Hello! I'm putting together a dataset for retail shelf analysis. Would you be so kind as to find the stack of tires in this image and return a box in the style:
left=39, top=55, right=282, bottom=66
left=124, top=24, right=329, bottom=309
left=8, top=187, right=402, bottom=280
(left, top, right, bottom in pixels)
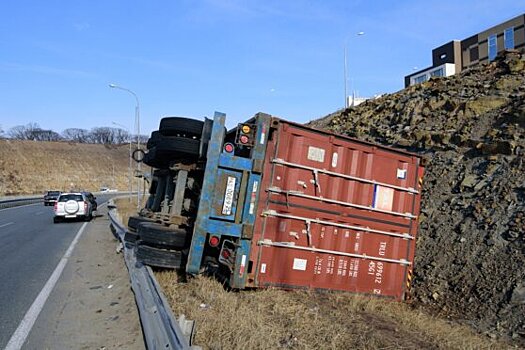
left=142, top=117, right=203, bottom=168
left=126, top=117, right=206, bottom=269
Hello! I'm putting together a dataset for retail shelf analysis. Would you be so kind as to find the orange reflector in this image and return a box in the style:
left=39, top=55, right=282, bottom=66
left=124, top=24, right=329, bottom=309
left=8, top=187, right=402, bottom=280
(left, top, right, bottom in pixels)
left=241, top=125, right=251, bottom=134
left=209, top=236, right=220, bottom=247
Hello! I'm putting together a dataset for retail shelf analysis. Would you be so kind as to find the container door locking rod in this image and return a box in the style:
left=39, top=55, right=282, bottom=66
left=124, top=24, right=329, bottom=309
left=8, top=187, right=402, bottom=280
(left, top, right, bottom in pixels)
left=267, top=186, right=416, bottom=219
left=272, top=158, right=418, bottom=195
left=258, top=239, right=411, bottom=266
left=263, top=210, right=414, bottom=240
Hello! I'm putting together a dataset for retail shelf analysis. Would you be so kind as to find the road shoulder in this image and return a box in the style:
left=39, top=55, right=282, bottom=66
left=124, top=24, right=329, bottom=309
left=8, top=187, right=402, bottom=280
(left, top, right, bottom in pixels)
left=24, top=205, right=144, bottom=349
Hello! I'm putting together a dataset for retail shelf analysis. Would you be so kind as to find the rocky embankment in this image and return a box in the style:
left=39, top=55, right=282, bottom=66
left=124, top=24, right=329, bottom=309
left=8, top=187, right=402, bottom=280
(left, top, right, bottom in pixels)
left=310, top=50, right=525, bottom=343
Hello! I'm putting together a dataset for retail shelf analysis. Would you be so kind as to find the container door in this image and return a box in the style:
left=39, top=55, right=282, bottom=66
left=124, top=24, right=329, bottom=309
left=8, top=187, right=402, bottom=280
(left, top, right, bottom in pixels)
left=247, top=121, right=424, bottom=300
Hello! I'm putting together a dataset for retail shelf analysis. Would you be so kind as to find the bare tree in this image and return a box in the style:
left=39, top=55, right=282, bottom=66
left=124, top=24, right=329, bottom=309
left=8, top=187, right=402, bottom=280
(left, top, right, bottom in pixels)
left=113, top=128, right=131, bottom=144
left=6, top=123, right=144, bottom=144
left=62, top=128, right=90, bottom=143
left=30, top=129, right=62, bottom=141
left=90, top=127, right=115, bottom=144
left=8, top=123, right=41, bottom=140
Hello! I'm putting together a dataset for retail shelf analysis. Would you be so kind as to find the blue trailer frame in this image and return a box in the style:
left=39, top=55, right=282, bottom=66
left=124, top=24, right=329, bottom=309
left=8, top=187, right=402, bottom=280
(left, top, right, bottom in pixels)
left=186, top=112, right=272, bottom=288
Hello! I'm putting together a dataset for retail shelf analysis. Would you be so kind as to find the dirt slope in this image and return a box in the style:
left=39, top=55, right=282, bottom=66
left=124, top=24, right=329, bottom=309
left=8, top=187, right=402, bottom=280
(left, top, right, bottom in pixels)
left=0, top=140, right=133, bottom=195
left=309, top=50, right=525, bottom=343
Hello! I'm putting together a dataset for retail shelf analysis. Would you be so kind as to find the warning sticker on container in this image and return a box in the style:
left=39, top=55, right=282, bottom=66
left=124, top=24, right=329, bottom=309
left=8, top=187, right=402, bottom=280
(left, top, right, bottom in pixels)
left=261, top=263, right=267, bottom=274
left=397, top=168, right=407, bottom=179
left=239, top=254, right=246, bottom=277
left=248, top=180, right=258, bottom=214
left=292, top=258, right=307, bottom=271
left=372, top=185, right=394, bottom=211
left=307, top=146, right=325, bottom=163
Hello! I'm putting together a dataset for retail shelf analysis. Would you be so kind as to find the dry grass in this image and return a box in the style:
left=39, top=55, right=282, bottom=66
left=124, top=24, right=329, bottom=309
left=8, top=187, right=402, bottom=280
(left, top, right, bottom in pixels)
left=0, top=139, right=134, bottom=195
left=113, top=191, right=511, bottom=350
left=155, top=273, right=511, bottom=350
left=113, top=197, right=141, bottom=227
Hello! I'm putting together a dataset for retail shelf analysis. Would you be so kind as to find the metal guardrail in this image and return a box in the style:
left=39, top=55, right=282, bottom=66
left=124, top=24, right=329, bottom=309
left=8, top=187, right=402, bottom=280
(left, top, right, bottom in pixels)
left=0, top=192, right=132, bottom=210
left=108, top=203, right=196, bottom=350
left=0, top=196, right=42, bottom=209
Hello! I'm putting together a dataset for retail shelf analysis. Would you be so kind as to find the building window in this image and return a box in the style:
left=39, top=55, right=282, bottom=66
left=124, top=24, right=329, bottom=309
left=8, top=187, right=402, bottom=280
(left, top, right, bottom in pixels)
left=430, top=68, right=444, bottom=77
left=414, top=75, right=427, bottom=84
left=504, top=27, right=514, bottom=49
left=488, top=34, right=497, bottom=61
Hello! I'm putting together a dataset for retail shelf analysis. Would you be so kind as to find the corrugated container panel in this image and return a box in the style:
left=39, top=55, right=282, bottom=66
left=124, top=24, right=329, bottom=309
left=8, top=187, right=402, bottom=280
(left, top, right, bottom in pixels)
left=247, top=120, right=424, bottom=300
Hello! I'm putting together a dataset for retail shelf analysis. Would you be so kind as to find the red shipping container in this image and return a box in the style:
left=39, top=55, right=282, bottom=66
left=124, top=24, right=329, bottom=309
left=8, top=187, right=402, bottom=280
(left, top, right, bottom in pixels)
left=246, top=120, right=424, bottom=300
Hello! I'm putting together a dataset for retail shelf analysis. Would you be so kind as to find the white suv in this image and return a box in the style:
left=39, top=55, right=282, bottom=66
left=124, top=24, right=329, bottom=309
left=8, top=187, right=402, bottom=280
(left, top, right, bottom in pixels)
left=54, top=192, right=94, bottom=223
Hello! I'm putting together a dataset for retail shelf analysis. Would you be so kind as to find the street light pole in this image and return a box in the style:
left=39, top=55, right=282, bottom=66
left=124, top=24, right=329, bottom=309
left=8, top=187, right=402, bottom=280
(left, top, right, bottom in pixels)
left=112, top=121, right=133, bottom=202
left=344, top=31, right=365, bottom=108
left=109, top=83, right=142, bottom=210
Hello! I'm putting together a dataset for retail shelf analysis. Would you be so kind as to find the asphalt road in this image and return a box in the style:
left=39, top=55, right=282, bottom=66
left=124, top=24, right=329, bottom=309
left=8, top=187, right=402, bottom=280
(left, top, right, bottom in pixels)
left=0, top=195, right=112, bottom=349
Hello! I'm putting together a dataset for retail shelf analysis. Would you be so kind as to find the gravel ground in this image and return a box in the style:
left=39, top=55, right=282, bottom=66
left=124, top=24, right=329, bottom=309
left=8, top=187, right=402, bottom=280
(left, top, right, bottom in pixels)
left=308, top=50, right=525, bottom=345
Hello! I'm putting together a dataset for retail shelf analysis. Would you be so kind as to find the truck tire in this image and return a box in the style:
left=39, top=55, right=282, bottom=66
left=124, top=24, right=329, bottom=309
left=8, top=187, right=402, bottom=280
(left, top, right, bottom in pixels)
left=137, top=223, right=188, bottom=249
left=127, top=215, right=154, bottom=232
left=147, top=131, right=161, bottom=149
left=144, top=138, right=200, bottom=166
left=155, top=136, right=200, bottom=158
left=159, top=117, right=204, bottom=138
left=143, top=147, right=169, bottom=169
left=136, top=243, right=187, bottom=269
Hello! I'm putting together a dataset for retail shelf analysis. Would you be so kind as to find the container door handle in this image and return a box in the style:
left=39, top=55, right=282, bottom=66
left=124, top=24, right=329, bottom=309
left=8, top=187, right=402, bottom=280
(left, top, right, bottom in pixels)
left=312, top=169, right=321, bottom=195
left=305, top=220, right=312, bottom=246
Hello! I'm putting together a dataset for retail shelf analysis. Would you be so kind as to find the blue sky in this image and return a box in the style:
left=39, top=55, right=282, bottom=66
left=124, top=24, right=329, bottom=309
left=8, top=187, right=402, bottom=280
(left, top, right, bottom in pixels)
left=0, top=1, right=523, bottom=136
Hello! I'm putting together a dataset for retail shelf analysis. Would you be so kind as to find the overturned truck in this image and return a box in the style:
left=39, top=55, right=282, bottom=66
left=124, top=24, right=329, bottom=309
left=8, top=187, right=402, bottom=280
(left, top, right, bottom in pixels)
left=127, top=112, right=425, bottom=301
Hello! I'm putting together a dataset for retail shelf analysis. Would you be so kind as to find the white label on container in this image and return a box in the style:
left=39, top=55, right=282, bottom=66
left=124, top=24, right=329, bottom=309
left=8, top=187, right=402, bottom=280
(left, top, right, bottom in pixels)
left=397, top=168, right=407, bottom=179
left=373, top=185, right=394, bottom=211
left=292, top=258, right=308, bottom=271
left=331, top=152, right=338, bottom=168
left=222, top=176, right=236, bottom=215
left=261, top=263, right=267, bottom=273
left=307, top=146, right=325, bottom=162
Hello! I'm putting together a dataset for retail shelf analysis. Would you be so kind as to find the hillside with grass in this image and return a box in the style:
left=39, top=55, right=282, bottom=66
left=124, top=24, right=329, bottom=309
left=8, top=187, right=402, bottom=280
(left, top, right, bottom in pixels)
left=0, top=139, right=135, bottom=196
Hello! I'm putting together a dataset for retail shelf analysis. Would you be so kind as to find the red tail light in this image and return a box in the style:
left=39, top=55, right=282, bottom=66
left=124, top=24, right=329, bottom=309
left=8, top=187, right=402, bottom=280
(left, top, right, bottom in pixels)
left=223, top=143, right=234, bottom=153
left=54, top=202, right=57, bottom=211
left=221, top=249, right=231, bottom=259
left=239, top=135, right=249, bottom=144
left=84, top=201, right=88, bottom=212
left=209, top=235, right=220, bottom=247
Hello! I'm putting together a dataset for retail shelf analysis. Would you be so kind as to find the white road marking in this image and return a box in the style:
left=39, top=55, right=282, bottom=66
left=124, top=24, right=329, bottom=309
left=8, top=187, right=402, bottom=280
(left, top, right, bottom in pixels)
left=0, top=222, right=14, bottom=228
left=4, top=222, right=89, bottom=350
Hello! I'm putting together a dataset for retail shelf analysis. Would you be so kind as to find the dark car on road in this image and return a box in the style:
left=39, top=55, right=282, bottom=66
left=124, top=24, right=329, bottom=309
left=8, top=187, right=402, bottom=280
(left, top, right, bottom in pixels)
left=82, top=191, right=98, bottom=211
left=44, top=190, right=61, bottom=206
